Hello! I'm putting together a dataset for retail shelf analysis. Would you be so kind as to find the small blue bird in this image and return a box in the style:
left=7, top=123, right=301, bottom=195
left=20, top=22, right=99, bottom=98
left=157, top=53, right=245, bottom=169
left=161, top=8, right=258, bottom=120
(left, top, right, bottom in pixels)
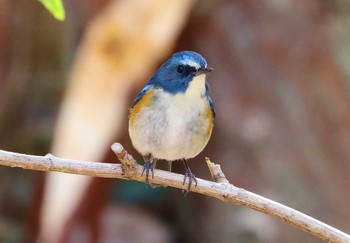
left=128, top=51, right=215, bottom=193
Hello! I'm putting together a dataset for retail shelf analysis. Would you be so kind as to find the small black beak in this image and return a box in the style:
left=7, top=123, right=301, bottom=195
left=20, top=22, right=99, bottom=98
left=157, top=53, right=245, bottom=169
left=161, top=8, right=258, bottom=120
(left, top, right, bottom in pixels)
left=196, top=67, right=214, bottom=75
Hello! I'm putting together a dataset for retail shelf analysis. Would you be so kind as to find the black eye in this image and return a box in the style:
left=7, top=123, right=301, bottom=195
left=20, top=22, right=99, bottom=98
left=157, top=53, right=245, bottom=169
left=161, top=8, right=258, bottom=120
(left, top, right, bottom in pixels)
left=177, top=65, right=186, bottom=74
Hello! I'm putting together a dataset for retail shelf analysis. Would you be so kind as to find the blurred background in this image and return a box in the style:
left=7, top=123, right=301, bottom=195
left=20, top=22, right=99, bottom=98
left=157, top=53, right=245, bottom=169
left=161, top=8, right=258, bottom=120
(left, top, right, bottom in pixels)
left=1, top=0, right=350, bottom=242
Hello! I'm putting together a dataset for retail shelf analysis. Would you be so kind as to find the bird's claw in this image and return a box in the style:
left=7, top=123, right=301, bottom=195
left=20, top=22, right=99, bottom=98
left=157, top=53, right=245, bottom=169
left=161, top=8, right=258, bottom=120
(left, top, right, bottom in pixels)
left=142, top=161, right=154, bottom=184
left=183, top=169, right=197, bottom=195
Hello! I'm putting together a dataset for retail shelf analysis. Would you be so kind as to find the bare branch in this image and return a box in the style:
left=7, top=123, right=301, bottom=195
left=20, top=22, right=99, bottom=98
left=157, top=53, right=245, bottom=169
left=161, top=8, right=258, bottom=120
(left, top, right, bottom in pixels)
left=205, top=157, right=229, bottom=183
left=0, top=144, right=349, bottom=242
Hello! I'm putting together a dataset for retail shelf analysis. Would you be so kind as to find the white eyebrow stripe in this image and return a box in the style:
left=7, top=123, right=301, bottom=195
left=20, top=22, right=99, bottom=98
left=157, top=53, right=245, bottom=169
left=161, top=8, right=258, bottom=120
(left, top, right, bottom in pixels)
left=181, top=60, right=201, bottom=69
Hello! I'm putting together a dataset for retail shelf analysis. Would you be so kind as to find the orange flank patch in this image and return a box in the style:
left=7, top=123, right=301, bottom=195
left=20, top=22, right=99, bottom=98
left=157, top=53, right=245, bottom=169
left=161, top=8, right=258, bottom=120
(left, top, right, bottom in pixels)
left=129, top=87, right=154, bottom=126
left=206, top=105, right=214, bottom=138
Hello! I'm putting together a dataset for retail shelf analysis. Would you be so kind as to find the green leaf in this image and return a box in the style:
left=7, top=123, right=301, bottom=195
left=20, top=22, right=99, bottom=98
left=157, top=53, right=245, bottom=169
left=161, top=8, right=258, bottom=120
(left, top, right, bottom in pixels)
left=38, top=0, right=66, bottom=21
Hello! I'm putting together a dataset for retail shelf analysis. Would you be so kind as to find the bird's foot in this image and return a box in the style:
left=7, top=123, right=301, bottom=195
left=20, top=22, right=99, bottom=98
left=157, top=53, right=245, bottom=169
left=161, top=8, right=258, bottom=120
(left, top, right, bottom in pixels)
left=183, top=168, right=197, bottom=195
left=142, top=161, right=154, bottom=184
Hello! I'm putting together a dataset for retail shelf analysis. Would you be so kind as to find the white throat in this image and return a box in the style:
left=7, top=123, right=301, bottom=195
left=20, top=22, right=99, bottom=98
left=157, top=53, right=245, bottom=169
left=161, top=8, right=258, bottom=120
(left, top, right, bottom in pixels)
left=184, top=74, right=207, bottom=97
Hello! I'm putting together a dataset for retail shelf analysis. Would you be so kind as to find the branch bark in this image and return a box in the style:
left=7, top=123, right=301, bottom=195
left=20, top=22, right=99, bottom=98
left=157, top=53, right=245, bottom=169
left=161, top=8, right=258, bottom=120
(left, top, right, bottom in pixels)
left=0, top=144, right=349, bottom=242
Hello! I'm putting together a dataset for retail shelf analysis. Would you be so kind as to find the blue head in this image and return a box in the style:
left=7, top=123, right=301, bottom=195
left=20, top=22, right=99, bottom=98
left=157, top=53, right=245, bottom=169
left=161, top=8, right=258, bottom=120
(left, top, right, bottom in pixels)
left=149, top=51, right=213, bottom=94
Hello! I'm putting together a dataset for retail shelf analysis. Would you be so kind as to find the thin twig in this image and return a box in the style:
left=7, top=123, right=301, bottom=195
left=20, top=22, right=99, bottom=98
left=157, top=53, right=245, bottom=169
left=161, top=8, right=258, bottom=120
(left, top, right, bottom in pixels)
left=0, top=144, right=349, bottom=242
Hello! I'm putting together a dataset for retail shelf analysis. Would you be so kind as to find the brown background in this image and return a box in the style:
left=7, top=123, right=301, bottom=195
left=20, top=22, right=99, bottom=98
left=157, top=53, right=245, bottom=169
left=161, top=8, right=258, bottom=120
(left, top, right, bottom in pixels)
left=0, top=0, right=350, bottom=242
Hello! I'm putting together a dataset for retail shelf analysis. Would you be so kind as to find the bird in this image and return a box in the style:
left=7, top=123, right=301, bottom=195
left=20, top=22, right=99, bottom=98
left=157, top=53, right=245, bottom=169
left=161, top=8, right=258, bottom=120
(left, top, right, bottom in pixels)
left=128, top=50, right=215, bottom=193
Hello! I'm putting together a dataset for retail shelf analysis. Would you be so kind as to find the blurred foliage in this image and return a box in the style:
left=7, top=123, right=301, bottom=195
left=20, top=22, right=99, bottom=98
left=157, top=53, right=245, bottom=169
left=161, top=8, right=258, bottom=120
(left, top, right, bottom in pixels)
left=38, top=0, right=65, bottom=21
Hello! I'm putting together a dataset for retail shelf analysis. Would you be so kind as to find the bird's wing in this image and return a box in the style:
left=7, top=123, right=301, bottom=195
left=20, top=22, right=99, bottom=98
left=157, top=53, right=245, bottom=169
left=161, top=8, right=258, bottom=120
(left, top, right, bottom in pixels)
left=205, top=81, right=215, bottom=119
left=208, top=96, right=216, bottom=119
left=131, top=83, right=153, bottom=108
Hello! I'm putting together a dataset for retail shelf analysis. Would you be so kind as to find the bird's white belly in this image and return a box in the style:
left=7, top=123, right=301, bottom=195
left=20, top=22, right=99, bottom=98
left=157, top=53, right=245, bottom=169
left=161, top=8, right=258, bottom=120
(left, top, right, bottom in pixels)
left=158, top=100, right=210, bottom=160
left=129, top=88, right=212, bottom=161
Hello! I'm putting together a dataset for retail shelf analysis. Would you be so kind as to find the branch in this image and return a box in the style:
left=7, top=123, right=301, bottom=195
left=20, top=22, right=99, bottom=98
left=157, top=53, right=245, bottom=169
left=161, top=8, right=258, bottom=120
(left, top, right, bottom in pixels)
left=0, top=144, right=349, bottom=242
